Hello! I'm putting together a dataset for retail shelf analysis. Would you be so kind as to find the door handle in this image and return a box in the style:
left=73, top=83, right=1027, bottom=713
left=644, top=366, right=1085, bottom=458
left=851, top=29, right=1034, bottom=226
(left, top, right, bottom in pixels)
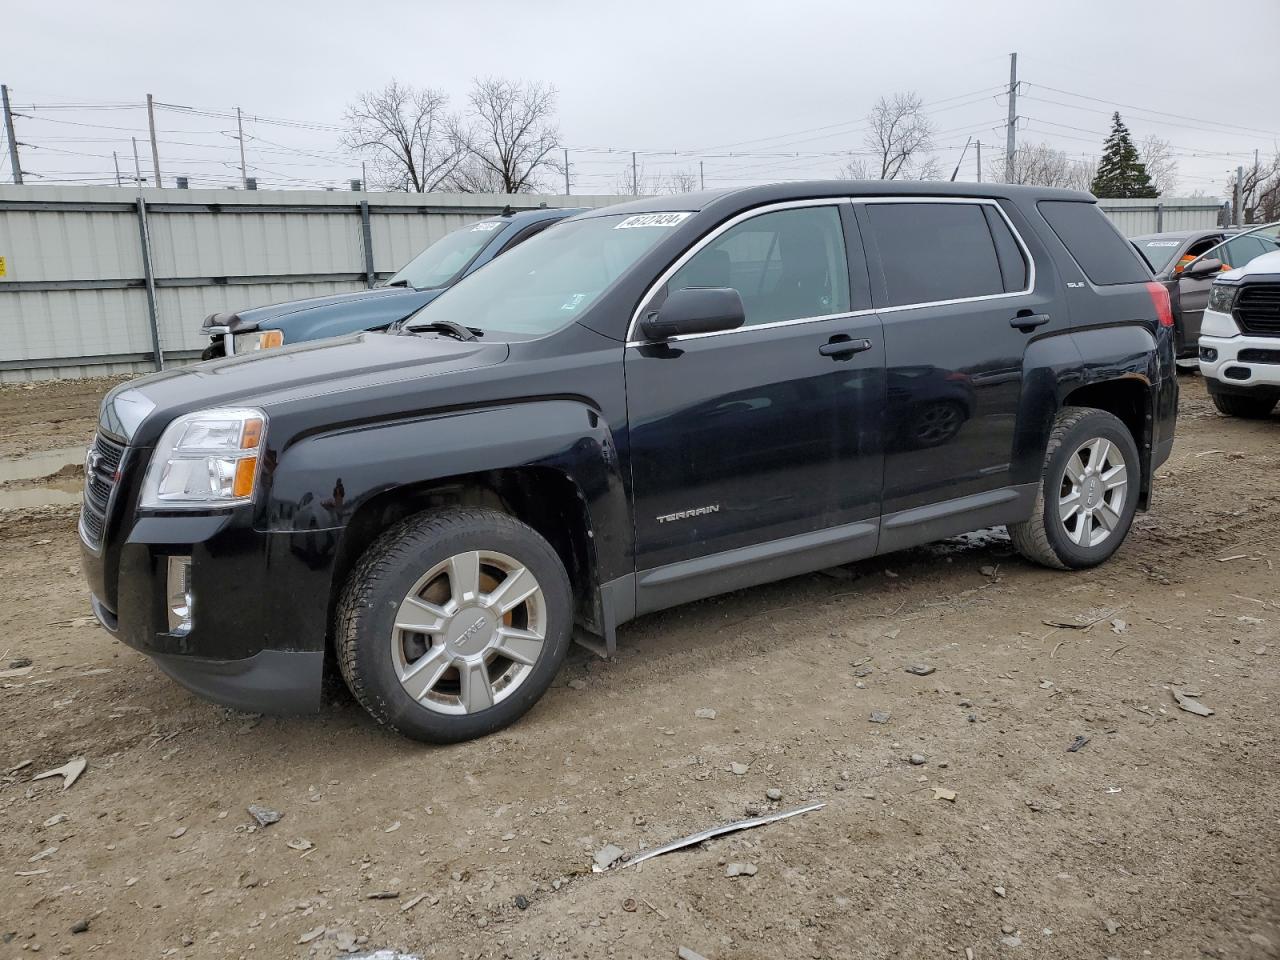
left=819, top=336, right=874, bottom=358
left=1010, top=312, right=1050, bottom=332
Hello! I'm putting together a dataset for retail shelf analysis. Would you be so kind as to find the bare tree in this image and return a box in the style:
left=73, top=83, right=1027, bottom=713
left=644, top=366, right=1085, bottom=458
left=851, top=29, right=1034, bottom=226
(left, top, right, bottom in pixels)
left=863, top=92, right=937, bottom=180
left=837, top=156, right=874, bottom=180
left=1232, top=151, right=1280, bottom=222
left=449, top=78, right=561, bottom=194
left=614, top=160, right=662, bottom=196
left=341, top=80, right=462, bottom=192
left=989, top=142, right=1080, bottom=188
left=1139, top=135, right=1179, bottom=196
left=663, top=167, right=701, bottom=193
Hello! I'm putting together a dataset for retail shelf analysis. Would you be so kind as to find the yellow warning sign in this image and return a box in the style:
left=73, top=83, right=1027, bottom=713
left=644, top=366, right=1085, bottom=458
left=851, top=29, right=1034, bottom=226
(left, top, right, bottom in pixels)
left=0, top=256, right=6, bottom=278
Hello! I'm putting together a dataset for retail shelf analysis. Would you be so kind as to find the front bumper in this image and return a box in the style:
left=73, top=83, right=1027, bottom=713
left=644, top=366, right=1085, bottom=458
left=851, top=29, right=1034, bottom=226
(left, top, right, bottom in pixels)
left=1199, top=333, right=1280, bottom=391
left=83, top=507, right=333, bottom=715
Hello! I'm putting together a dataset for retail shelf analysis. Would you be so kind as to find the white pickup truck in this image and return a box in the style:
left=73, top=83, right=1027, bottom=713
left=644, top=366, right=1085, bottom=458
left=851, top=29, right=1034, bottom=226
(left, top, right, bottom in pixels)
left=1198, top=224, right=1280, bottom=419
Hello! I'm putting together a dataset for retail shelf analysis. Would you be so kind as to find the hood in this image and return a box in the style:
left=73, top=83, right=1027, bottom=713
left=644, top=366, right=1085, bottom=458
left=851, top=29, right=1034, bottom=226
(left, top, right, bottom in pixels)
left=202, top=286, right=439, bottom=334
left=101, top=331, right=508, bottom=446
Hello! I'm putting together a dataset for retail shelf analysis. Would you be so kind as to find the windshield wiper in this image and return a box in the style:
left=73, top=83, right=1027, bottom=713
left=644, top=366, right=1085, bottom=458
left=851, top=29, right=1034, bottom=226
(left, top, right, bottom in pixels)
left=404, top=320, right=482, bottom=342
left=383, top=279, right=414, bottom=289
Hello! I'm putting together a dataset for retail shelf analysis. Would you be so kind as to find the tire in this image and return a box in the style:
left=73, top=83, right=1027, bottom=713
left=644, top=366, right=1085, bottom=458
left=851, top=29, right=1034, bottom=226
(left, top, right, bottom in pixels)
left=1211, top=391, right=1278, bottom=419
left=200, top=341, right=225, bottom=361
left=1009, top=407, right=1141, bottom=570
left=337, top=507, right=573, bottom=743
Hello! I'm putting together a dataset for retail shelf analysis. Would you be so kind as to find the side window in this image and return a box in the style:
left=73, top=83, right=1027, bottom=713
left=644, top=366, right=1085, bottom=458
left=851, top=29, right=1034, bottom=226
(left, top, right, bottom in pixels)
left=867, top=202, right=1007, bottom=306
left=1037, top=200, right=1150, bottom=285
left=667, top=206, right=851, bottom=326
left=1176, top=236, right=1221, bottom=273
left=982, top=205, right=1029, bottom=292
left=1217, top=235, right=1266, bottom=270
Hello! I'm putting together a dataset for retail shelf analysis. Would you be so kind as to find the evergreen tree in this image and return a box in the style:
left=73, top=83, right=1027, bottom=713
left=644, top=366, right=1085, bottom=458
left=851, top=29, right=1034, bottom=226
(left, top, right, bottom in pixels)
left=1090, top=113, right=1158, bottom=198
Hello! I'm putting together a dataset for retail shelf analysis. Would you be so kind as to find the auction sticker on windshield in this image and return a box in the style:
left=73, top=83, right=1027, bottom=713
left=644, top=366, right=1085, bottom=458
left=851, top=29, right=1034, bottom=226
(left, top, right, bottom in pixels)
left=470, top=221, right=503, bottom=232
left=615, top=213, right=692, bottom=229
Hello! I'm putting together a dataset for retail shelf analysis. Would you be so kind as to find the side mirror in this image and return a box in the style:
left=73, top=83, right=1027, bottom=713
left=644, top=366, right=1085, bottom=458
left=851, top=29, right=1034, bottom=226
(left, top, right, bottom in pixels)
left=640, top=287, right=746, bottom=340
left=1183, top=257, right=1223, bottom=279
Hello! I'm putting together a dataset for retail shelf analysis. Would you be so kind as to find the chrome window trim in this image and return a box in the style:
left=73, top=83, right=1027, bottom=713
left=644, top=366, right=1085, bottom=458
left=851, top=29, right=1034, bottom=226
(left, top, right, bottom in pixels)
left=625, top=195, right=1036, bottom=346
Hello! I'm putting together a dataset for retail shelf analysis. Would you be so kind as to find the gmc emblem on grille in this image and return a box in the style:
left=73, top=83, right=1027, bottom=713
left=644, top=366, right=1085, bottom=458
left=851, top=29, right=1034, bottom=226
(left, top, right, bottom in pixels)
left=85, top=447, right=101, bottom=475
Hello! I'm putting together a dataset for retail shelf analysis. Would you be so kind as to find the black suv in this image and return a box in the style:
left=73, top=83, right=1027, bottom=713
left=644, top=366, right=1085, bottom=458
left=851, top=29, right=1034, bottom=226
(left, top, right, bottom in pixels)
left=81, top=182, right=1178, bottom=743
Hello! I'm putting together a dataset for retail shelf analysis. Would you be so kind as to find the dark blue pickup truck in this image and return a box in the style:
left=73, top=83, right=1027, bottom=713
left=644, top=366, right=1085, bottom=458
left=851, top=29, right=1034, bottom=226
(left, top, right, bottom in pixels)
left=201, top=206, right=584, bottom=357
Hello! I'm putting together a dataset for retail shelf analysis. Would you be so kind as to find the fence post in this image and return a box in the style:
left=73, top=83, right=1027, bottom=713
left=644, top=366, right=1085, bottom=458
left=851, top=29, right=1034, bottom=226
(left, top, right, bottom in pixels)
left=134, top=197, right=164, bottom=371
left=359, top=200, right=376, bottom=288
left=1155, top=202, right=1163, bottom=233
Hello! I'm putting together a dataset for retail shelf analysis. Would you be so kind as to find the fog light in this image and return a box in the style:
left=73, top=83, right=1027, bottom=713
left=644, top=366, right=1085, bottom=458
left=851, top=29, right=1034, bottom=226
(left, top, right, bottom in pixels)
left=167, top=555, right=193, bottom=635
left=1200, top=346, right=1218, bottom=362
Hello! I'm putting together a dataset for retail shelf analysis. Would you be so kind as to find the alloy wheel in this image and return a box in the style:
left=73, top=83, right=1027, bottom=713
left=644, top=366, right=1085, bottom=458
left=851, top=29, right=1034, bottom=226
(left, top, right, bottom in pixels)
left=1058, top=437, right=1128, bottom=549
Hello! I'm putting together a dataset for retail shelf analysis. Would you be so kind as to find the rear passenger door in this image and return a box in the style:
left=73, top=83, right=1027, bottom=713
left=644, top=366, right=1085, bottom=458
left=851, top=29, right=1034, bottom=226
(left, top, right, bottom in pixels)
left=857, top=198, right=1064, bottom=544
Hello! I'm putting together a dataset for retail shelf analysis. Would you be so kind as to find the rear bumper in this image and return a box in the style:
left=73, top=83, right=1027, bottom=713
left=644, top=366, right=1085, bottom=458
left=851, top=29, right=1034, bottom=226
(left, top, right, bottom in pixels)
left=1199, top=333, right=1280, bottom=391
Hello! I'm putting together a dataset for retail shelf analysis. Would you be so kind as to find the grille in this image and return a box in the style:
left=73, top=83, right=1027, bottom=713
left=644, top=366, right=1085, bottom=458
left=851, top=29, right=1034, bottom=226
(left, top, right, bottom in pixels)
left=1235, top=283, right=1280, bottom=336
left=79, top=432, right=126, bottom=549
left=1238, top=348, right=1280, bottom=364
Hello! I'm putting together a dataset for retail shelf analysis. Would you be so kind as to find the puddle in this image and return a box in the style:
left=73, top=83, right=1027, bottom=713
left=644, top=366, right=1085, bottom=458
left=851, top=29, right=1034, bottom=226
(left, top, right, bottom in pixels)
left=0, top=479, right=83, bottom=509
left=0, top=446, right=85, bottom=483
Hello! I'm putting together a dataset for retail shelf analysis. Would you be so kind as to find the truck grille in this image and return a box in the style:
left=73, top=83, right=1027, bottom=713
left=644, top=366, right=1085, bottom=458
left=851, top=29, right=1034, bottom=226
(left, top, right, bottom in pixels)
left=79, top=433, right=126, bottom=549
left=1235, top=283, right=1280, bottom=336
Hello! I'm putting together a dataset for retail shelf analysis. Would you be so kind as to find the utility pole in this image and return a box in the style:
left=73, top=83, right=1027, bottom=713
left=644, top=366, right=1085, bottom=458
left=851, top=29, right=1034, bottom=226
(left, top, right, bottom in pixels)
left=563, top=147, right=570, bottom=195
left=361, top=161, right=367, bottom=192
left=1005, top=52, right=1018, bottom=184
left=113, top=151, right=122, bottom=186
left=631, top=151, right=638, bottom=195
left=2, top=84, right=22, bottom=185
left=700, top=160, right=704, bottom=190
left=146, top=93, right=162, bottom=188
left=976, top=140, right=982, bottom=183
left=1234, top=165, right=1244, bottom=225
left=236, top=106, right=248, bottom=189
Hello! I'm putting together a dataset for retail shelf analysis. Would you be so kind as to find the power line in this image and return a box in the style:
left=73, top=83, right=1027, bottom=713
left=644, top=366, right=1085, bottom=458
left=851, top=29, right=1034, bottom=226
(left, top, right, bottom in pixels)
left=1026, top=82, right=1280, bottom=140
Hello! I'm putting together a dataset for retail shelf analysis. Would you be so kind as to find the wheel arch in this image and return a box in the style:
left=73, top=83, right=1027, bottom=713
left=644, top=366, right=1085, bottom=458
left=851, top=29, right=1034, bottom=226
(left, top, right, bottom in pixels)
left=1060, top=375, right=1154, bottom=509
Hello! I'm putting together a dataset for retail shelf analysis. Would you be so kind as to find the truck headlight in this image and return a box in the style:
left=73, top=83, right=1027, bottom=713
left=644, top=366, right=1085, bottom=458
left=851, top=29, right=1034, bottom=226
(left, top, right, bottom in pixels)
left=1207, top=284, right=1238, bottom=314
left=232, top=329, right=284, bottom=353
left=140, top=407, right=267, bottom=508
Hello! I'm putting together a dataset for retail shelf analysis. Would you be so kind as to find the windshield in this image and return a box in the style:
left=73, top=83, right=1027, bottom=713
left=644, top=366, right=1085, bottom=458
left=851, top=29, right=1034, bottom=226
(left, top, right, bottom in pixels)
left=386, top=219, right=506, bottom=290
left=404, top=212, right=692, bottom=336
left=1193, top=222, right=1280, bottom=273
left=1135, top=237, right=1185, bottom=273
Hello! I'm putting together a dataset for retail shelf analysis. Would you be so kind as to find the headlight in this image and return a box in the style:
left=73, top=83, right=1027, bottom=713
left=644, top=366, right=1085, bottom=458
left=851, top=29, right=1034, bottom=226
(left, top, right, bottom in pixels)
left=140, top=407, right=267, bottom=508
left=1207, top=284, right=1238, bottom=314
left=232, top=329, right=284, bottom=354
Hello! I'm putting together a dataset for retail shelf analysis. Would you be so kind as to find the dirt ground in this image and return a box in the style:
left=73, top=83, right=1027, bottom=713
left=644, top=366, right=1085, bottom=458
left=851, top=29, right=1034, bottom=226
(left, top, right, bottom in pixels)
left=0, top=375, right=1277, bottom=960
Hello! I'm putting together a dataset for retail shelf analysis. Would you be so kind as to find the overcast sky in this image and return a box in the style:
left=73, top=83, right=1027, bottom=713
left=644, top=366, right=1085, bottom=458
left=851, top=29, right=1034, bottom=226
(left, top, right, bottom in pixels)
left=7, top=0, right=1279, bottom=196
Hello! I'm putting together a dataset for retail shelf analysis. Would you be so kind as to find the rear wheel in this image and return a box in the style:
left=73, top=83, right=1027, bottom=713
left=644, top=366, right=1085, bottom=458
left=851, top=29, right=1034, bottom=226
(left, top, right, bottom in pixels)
left=1211, top=390, right=1278, bottom=419
left=337, top=507, right=572, bottom=743
left=1009, top=407, right=1140, bottom=570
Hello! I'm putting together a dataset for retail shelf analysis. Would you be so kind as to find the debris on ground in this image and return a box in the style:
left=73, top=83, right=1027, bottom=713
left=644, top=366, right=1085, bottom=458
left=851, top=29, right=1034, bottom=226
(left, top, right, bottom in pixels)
left=909, top=753, right=927, bottom=766
left=931, top=787, right=957, bottom=802
left=400, top=893, right=429, bottom=913
left=869, top=711, right=891, bottom=724
left=905, top=663, right=936, bottom=676
left=724, top=862, right=757, bottom=877
left=694, top=707, right=717, bottom=720
left=729, top=762, right=749, bottom=776
left=514, top=894, right=529, bottom=910
left=0, top=664, right=34, bottom=678
left=592, top=843, right=626, bottom=872
left=297, top=927, right=325, bottom=945
left=1171, top=687, right=1215, bottom=717
left=247, top=804, right=283, bottom=827
left=366, top=890, right=400, bottom=900
left=1110, top=618, right=1128, bottom=634
left=602, top=802, right=824, bottom=872
left=979, top=564, right=999, bottom=578
left=765, top=788, right=782, bottom=801
left=70, top=920, right=89, bottom=934
left=1067, top=735, right=1090, bottom=753
left=31, top=756, right=87, bottom=790
left=993, top=886, right=1006, bottom=898
left=1104, top=918, right=1120, bottom=935
left=678, top=948, right=710, bottom=960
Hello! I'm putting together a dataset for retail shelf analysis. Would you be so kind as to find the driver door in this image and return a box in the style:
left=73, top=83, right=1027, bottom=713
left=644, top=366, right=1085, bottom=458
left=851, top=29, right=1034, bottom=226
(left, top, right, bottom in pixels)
left=624, top=202, right=885, bottom=614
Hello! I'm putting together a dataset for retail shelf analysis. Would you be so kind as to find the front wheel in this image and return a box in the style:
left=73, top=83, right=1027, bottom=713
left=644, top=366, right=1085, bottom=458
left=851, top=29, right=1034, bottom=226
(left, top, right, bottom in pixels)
left=1211, top=390, right=1278, bottom=419
left=337, top=507, right=572, bottom=743
left=1009, top=407, right=1140, bottom=570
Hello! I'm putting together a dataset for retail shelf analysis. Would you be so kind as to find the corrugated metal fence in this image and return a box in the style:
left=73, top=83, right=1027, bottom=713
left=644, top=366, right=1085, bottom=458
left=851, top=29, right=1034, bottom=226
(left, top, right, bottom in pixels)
left=0, top=186, right=629, bottom=382
left=0, top=187, right=1230, bottom=382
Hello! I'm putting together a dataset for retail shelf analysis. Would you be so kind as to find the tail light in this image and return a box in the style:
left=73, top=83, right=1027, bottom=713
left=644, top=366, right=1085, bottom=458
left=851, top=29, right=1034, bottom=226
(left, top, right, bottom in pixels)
left=1147, top=282, right=1174, bottom=328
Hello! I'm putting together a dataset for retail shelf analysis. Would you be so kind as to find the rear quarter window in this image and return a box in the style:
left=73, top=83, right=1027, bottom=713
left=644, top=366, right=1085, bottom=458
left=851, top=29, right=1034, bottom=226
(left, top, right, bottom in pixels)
left=1038, top=200, right=1151, bottom=285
